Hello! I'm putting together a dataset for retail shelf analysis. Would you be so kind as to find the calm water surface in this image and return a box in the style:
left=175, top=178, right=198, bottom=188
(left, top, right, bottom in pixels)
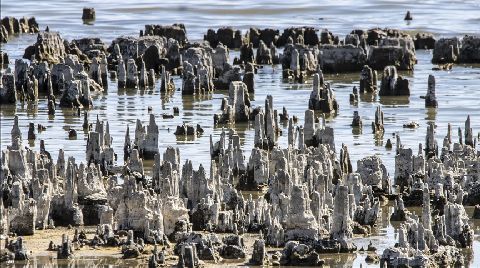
left=1, top=0, right=479, bottom=267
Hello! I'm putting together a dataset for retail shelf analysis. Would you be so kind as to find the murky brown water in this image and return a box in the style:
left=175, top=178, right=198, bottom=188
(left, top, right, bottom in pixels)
left=1, top=0, right=480, bottom=267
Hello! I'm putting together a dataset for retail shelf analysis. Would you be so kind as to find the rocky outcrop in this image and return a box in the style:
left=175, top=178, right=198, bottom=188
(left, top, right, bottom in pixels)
left=249, top=239, right=268, bottom=265
left=249, top=27, right=279, bottom=48
left=433, top=35, right=480, bottom=63
left=174, top=123, right=203, bottom=136
left=0, top=51, right=8, bottom=66
left=131, top=114, right=159, bottom=159
left=182, top=47, right=214, bottom=94
left=371, top=106, right=384, bottom=134
left=379, top=65, right=410, bottom=96
left=277, top=27, right=320, bottom=46
left=356, top=155, right=389, bottom=192
left=458, top=35, right=480, bottom=63
left=144, top=24, right=187, bottom=45
left=1, top=16, right=39, bottom=43
left=425, top=74, right=438, bottom=108
left=23, top=32, right=66, bottom=64
left=279, top=241, right=324, bottom=266
left=204, top=27, right=242, bottom=49
left=318, top=44, right=367, bottom=73
left=0, top=69, right=16, bottom=104
left=214, top=81, right=251, bottom=124
left=281, top=41, right=318, bottom=82
left=414, top=32, right=436, bottom=49
left=359, top=65, right=377, bottom=93
left=308, top=73, right=338, bottom=113
left=368, top=36, right=416, bottom=70
left=82, top=8, right=95, bottom=21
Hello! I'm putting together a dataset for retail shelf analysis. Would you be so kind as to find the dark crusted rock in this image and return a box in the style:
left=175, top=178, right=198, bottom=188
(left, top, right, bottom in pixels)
left=473, top=205, right=480, bottom=219
left=177, top=243, right=202, bottom=268
left=458, top=35, right=480, bottom=63
left=359, top=65, right=377, bottom=93
left=320, top=29, right=335, bottom=44
left=0, top=70, right=16, bottom=104
left=280, top=241, right=324, bottom=266
left=143, top=45, right=163, bottom=73
left=174, top=123, right=202, bottom=136
left=318, top=44, right=367, bottom=73
left=23, top=32, right=66, bottom=64
left=48, top=99, right=56, bottom=115
left=385, top=139, right=393, bottom=149
left=255, top=40, right=273, bottom=64
left=204, top=27, right=242, bottom=49
left=403, top=121, right=419, bottom=128
left=1, top=25, right=8, bottom=43
left=464, top=183, right=480, bottom=205
left=57, top=234, right=74, bottom=259
left=13, top=237, right=29, bottom=261
left=28, top=123, right=36, bottom=140
left=365, top=252, right=380, bottom=263
left=432, top=37, right=459, bottom=64
left=243, top=64, right=255, bottom=92
left=144, top=24, right=187, bottom=45
left=249, top=28, right=279, bottom=48
left=82, top=8, right=96, bottom=21
left=59, top=81, right=82, bottom=108
left=390, top=209, right=406, bottom=221
left=414, top=32, right=436, bottom=49
left=352, top=222, right=371, bottom=235
left=68, top=129, right=77, bottom=139
left=122, top=246, right=141, bottom=259
left=72, top=37, right=105, bottom=52
left=312, top=238, right=341, bottom=253
left=238, top=42, right=254, bottom=64
left=379, top=65, right=410, bottom=96
left=404, top=11, right=412, bottom=21
left=121, top=231, right=144, bottom=259
left=403, top=188, right=424, bottom=206
left=308, top=75, right=338, bottom=113
left=0, top=51, right=8, bottom=66
left=425, top=74, right=438, bottom=108
left=220, top=235, right=246, bottom=259
left=368, top=44, right=416, bottom=71
left=277, top=27, right=319, bottom=46
left=174, top=233, right=220, bottom=262
left=1, top=16, right=38, bottom=43
left=351, top=111, right=362, bottom=128
left=249, top=239, right=268, bottom=265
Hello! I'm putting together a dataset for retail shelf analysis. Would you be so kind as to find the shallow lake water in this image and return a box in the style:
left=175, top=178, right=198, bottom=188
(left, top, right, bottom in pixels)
left=1, top=0, right=480, bottom=267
